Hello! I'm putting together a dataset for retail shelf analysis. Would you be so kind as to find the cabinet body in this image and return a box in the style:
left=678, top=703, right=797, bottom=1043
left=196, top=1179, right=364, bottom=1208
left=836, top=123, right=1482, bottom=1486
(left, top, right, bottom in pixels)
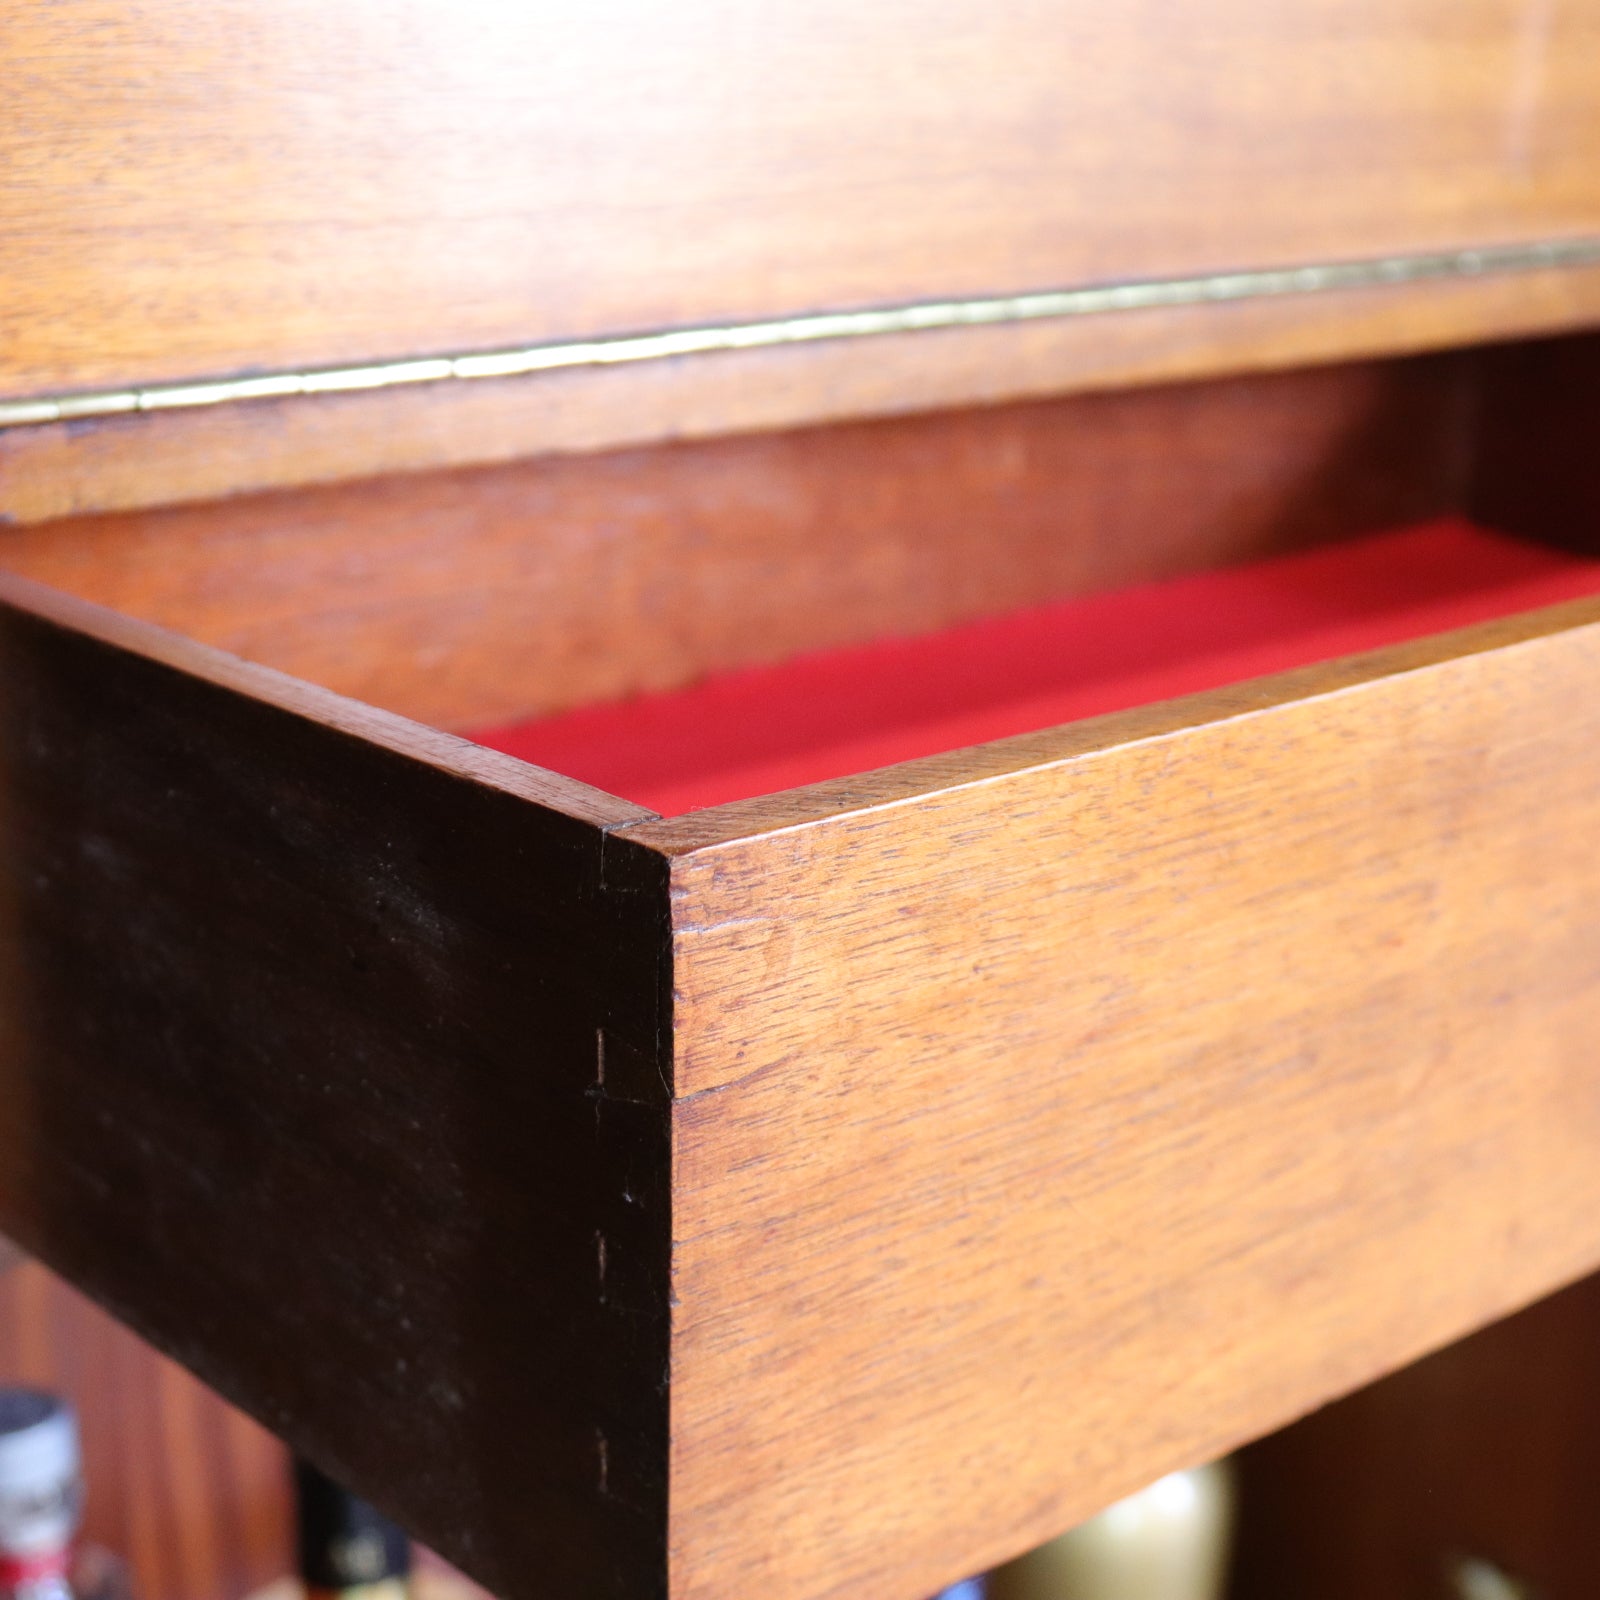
left=4, top=8, right=1600, bottom=1599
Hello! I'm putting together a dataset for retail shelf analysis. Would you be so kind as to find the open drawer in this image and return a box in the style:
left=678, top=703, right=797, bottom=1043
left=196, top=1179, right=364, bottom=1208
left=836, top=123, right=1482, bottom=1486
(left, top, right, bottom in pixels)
left=1, top=335, right=1599, bottom=1600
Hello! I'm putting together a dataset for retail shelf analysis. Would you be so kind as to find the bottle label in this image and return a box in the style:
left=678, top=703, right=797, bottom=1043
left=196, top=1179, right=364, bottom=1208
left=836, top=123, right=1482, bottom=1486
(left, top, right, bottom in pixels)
left=0, top=1548, right=70, bottom=1590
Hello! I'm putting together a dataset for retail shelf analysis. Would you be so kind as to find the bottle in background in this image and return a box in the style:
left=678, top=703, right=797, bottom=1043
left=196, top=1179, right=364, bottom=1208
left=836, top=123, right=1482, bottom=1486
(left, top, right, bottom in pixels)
left=984, top=1459, right=1236, bottom=1600
left=0, top=1390, right=129, bottom=1600
left=293, top=1461, right=411, bottom=1600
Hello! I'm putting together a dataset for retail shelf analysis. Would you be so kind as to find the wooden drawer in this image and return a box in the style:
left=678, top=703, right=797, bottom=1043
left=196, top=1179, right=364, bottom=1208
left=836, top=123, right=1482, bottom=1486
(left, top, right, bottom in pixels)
left=1, top=336, right=1600, bottom=1600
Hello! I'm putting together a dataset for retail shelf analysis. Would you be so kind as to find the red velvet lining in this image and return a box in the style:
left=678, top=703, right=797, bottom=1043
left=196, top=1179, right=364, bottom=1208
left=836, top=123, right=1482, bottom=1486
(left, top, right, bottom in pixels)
left=470, top=519, right=1600, bottom=817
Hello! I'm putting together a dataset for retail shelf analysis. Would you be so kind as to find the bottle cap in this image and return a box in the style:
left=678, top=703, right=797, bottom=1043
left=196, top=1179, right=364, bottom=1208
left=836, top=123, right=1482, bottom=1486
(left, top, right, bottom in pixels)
left=294, top=1460, right=410, bottom=1592
left=0, top=1390, right=82, bottom=1558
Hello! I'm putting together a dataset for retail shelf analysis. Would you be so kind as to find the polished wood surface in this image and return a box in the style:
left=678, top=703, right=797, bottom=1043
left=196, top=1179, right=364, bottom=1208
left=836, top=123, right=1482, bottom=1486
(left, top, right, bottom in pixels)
left=0, top=357, right=1473, bottom=731
left=0, top=1257, right=291, bottom=1600
left=6, top=261, right=1600, bottom=525
left=625, top=598, right=1600, bottom=1599
left=9, top=1, right=1600, bottom=400
left=7, top=2, right=1600, bottom=517
left=0, top=579, right=670, bottom=1600
left=1232, top=1269, right=1600, bottom=1599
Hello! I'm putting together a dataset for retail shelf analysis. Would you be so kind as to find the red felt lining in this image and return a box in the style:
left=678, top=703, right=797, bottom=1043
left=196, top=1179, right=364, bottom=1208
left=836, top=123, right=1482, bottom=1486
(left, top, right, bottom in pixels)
left=470, top=519, right=1600, bottom=817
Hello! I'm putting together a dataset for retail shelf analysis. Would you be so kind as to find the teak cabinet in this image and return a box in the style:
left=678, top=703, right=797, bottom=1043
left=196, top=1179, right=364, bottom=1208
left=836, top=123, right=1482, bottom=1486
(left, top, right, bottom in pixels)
left=4, top=7, right=1600, bottom=1600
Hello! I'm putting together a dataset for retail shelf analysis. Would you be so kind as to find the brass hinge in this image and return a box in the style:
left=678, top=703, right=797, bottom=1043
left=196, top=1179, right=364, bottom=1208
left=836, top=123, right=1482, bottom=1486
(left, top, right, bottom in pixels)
left=5, top=236, right=1600, bottom=431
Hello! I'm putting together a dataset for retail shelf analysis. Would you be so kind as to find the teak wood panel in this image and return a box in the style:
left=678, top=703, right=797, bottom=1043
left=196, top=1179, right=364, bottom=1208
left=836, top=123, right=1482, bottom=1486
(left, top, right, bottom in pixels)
left=624, top=600, right=1600, bottom=1600
left=9, top=0, right=1600, bottom=400
left=0, top=580, right=671, bottom=1600
left=0, top=357, right=1473, bottom=731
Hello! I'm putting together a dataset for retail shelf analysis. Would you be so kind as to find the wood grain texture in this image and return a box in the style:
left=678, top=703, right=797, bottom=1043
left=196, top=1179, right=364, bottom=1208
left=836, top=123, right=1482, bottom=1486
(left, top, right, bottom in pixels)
left=9, top=0, right=1600, bottom=401
left=6, top=262, right=1600, bottom=525
left=621, top=599, right=1600, bottom=1600
left=1231, top=1267, right=1600, bottom=1599
left=0, top=357, right=1473, bottom=731
left=0, top=578, right=671, bottom=1600
left=0, top=1258, right=291, bottom=1600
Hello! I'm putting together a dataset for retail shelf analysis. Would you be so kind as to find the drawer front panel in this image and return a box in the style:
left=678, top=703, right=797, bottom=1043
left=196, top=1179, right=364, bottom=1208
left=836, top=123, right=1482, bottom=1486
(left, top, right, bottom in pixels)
left=655, top=602, right=1600, bottom=1600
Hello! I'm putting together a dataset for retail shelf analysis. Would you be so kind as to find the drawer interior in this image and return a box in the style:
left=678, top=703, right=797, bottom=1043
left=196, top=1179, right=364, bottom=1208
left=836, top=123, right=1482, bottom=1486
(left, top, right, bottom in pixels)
left=469, top=518, right=1600, bottom=815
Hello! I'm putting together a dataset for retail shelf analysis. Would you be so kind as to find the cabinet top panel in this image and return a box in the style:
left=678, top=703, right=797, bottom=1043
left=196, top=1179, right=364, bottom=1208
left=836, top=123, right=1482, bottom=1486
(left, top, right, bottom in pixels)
left=9, top=0, right=1600, bottom=521
left=8, top=0, right=1600, bottom=399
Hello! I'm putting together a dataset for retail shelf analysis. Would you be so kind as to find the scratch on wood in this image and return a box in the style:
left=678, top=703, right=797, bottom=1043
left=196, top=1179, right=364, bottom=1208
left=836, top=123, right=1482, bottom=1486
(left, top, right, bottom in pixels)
left=676, top=915, right=772, bottom=938
left=674, top=1053, right=795, bottom=1108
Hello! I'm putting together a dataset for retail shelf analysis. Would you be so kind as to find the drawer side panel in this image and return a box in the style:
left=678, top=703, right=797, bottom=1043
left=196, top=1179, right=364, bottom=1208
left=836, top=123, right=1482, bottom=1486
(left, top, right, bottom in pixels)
left=0, top=594, right=671, bottom=1600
